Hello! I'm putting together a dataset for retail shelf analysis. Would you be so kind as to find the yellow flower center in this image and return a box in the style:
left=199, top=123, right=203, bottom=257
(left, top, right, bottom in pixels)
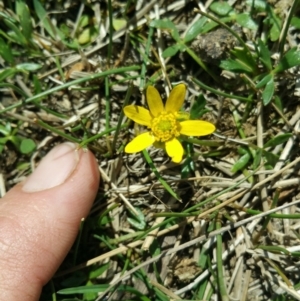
left=151, top=112, right=180, bottom=142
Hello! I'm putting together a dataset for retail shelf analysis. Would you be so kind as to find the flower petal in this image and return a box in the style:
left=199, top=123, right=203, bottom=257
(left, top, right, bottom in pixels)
left=146, top=86, right=164, bottom=117
left=123, top=105, right=152, bottom=126
left=165, top=83, right=186, bottom=113
left=165, top=138, right=184, bottom=163
left=125, top=132, right=155, bottom=153
left=180, top=120, right=215, bottom=136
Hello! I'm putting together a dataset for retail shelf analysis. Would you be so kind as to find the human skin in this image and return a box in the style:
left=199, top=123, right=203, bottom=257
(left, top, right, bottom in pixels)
left=0, top=143, right=100, bottom=300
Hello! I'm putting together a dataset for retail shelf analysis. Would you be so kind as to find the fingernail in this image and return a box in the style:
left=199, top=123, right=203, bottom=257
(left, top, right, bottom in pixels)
left=22, top=143, right=79, bottom=192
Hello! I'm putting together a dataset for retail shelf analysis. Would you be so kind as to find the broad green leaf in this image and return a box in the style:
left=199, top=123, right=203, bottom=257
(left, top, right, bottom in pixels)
left=0, top=138, right=8, bottom=151
left=33, top=0, right=65, bottom=41
left=210, top=2, right=233, bottom=16
left=33, top=0, right=55, bottom=38
left=0, top=37, right=15, bottom=65
left=150, top=19, right=176, bottom=30
left=236, top=13, right=258, bottom=30
left=256, top=73, right=272, bottom=89
left=77, top=27, right=92, bottom=44
left=19, top=138, right=36, bottom=154
left=270, top=22, right=280, bottom=41
left=190, top=94, right=207, bottom=119
left=33, top=75, right=42, bottom=94
left=181, top=141, right=194, bottom=179
left=16, top=0, right=33, bottom=40
left=263, top=150, right=279, bottom=167
left=4, top=18, right=27, bottom=46
left=89, top=263, right=110, bottom=279
left=149, top=239, right=161, bottom=256
left=201, top=20, right=218, bottom=33
left=274, top=48, right=300, bottom=72
left=253, top=149, right=262, bottom=169
left=169, top=28, right=180, bottom=41
left=15, top=0, right=23, bottom=18
left=184, top=18, right=207, bottom=43
left=237, top=147, right=249, bottom=155
left=16, top=63, right=42, bottom=71
left=78, top=15, right=90, bottom=28
left=257, top=39, right=272, bottom=70
left=0, top=123, right=11, bottom=135
left=262, top=76, right=275, bottom=105
left=83, top=280, right=98, bottom=300
left=246, top=0, right=267, bottom=11
left=9, top=135, right=21, bottom=149
left=273, top=95, right=283, bottom=112
left=263, top=133, right=292, bottom=148
left=291, top=17, right=300, bottom=29
left=127, top=207, right=146, bottom=230
left=230, top=48, right=257, bottom=73
left=162, top=45, right=180, bottom=58
left=150, top=19, right=180, bottom=41
left=231, top=152, right=251, bottom=173
left=265, top=12, right=281, bottom=42
left=5, top=123, right=12, bottom=132
left=181, top=156, right=194, bottom=178
left=220, top=59, right=254, bottom=73
left=98, top=215, right=113, bottom=226
left=200, top=15, right=234, bottom=34
left=62, top=39, right=79, bottom=49
left=60, top=23, right=70, bottom=36
left=76, top=22, right=98, bottom=44
left=112, top=18, right=127, bottom=31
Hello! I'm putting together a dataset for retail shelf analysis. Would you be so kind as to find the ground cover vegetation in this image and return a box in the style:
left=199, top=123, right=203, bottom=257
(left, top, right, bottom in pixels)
left=1, top=0, right=300, bottom=300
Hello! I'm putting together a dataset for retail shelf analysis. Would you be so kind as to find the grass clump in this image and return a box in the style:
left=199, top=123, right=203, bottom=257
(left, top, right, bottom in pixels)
left=1, top=0, right=300, bottom=300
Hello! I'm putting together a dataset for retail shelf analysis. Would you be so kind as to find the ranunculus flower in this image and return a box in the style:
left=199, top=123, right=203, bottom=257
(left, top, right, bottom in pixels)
left=124, top=84, right=215, bottom=163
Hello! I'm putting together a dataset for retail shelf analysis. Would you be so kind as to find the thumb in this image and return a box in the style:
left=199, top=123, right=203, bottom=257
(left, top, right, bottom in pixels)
left=0, top=143, right=99, bottom=301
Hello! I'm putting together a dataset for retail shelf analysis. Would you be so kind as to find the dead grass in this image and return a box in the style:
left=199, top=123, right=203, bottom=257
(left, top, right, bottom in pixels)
left=1, top=0, right=300, bottom=300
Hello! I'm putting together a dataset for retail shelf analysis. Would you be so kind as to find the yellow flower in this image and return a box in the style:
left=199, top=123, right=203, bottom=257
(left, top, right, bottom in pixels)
left=123, top=84, right=215, bottom=163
